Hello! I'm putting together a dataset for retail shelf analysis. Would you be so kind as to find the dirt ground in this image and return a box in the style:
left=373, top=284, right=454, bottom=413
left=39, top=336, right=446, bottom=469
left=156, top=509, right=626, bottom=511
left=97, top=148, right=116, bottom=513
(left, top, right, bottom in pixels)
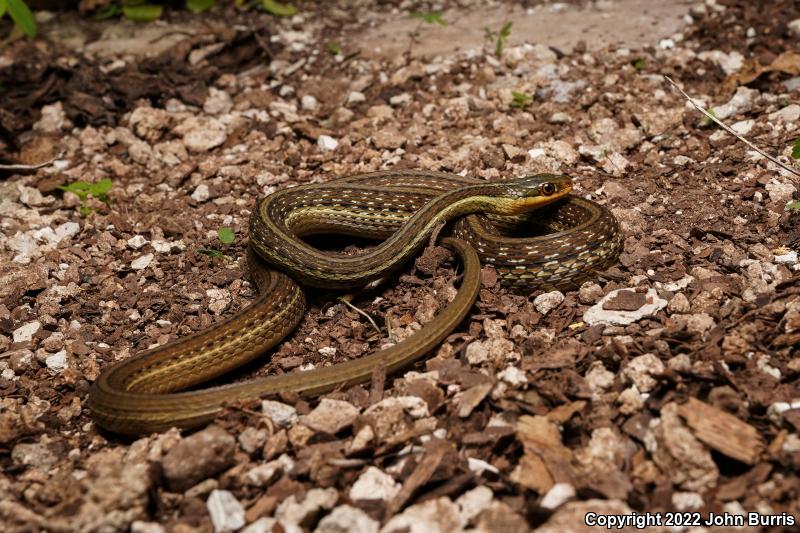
left=1, top=0, right=799, bottom=531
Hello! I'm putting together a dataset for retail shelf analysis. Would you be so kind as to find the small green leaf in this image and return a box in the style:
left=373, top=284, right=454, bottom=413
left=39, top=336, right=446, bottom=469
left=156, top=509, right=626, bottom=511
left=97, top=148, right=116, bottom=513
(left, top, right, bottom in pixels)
left=787, top=200, right=800, bottom=211
left=123, top=3, right=163, bottom=22
left=217, top=227, right=235, bottom=244
left=499, top=21, right=512, bottom=38
left=198, top=248, right=224, bottom=258
left=186, top=0, right=215, bottom=13
left=510, top=91, right=532, bottom=109
left=57, top=181, right=91, bottom=201
left=326, top=41, right=342, bottom=55
left=632, top=58, right=645, bottom=71
left=93, top=4, right=121, bottom=19
left=58, top=179, right=113, bottom=213
left=411, top=11, right=445, bottom=25
left=792, top=139, right=800, bottom=160
left=7, top=0, right=37, bottom=37
left=261, top=0, right=297, bottom=17
left=89, top=178, right=113, bottom=198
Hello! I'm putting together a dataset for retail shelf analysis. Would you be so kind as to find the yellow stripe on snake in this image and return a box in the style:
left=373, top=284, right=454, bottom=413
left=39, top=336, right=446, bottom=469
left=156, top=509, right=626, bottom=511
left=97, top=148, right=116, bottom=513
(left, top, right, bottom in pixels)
left=89, top=171, right=622, bottom=435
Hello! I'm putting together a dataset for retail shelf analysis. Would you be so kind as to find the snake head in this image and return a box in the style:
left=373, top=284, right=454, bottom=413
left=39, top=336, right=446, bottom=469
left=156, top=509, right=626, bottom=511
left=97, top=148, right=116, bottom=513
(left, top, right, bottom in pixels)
left=499, top=174, right=573, bottom=215
left=514, top=173, right=573, bottom=199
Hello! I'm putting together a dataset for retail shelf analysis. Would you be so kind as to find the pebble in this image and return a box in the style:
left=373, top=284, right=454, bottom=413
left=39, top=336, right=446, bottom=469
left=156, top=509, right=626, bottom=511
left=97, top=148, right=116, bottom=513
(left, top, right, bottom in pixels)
left=12, top=321, right=40, bottom=343
left=617, top=386, right=645, bottom=414
left=455, top=486, right=493, bottom=524
left=585, top=362, right=615, bottom=394
left=301, top=94, right=318, bottom=111
left=241, top=518, right=277, bottom=533
left=667, top=293, right=690, bottom=314
left=301, top=398, right=359, bottom=434
left=549, top=111, right=572, bottom=123
left=767, top=104, right=800, bottom=123
left=783, top=76, right=800, bottom=92
left=698, top=50, right=744, bottom=75
left=498, top=365, right=527, bottom=386
left=238, top=427, right=268, bottom=454
left=766, top=399, right=800, bottom=425
left=207, top=490, right=245, bottom=533
left=731, top=119, right=754, bottom=135
left=127, top=235, right=148, bottom=249
left=686, top=313, right=716, bottom=336
left=533, top=290, right=564, bottom=315
left=203, top=88, right=233, bottom=115
left=177, top=117, right=227, bottom=153
left=381, top=497, right=461, bottom=533
left=131, top=521, right=166, bottom=533
left=540, top=483, right=576, bottom=510
left=191, top=183, right=211, bottom=202
left=765, top=179, right=796, bottom=205
left=33, top=102, right=68, bottom=133
left=578, top=282, right=604, bottom=304
left=206, top=288, right=231, bottom=315
left=774, top=250, right=798, bottom=265
left=244, top=454, right=295, bottom=487
left=465, top=340, right=489, bottom=364
left=713, top=86, right=757, bottom=120
left=622, top=353, right=665, bottom=393
left=160, top=425, right=236, bottom=491
left=261, top=400, right=298, bottom=427
left=584, top=288, right=667, bottom=326
left=646, top=403, right=719, bottom=491
left=349, top=466, right=401, bottom=501
left=315, top=505, right=379, bottom=533
left=347, top=91, right=366, bottom=105
left=131, top=253, right=154, bottom=270
left=275, top=488, right=338, bottom=528
left=11, top=436, right=59, bottom=469
left=45, top=350, right=68, bottom=372
left=318, top=135, right=339, bottom=151
left=389, top=93, right=412, bottom=106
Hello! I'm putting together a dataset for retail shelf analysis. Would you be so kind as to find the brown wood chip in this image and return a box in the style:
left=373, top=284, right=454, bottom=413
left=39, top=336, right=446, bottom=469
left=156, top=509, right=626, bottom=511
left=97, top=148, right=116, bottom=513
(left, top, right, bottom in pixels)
left=602, top=289, right=647, bottom=311
left=678, top=397, right=764, bottom=465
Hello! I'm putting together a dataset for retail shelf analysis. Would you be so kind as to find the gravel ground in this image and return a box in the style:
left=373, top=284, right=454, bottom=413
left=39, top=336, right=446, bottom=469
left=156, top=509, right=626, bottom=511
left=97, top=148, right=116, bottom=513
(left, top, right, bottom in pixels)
left=1, top=0, right=799, bottom=531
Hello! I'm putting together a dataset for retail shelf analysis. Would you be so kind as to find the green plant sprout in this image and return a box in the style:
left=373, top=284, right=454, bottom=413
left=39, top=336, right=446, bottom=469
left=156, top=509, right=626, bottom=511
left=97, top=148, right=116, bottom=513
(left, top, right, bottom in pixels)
left=326, top=41, right=342, bottom=55
left=57, top=179, right=113, bottom=216
left=121, top=1, right=163, bottom=21
left=485, top=21, right=512, bottom=57
left=186, top=0, right=215, bottom=13
left=632, top=58, right=646, bottom=71
left=197, top=248, right=225, bottom=258
left=411, top=11, right=445, bottom=25
left=217, top=227, right=235, bottom=244
left=260, top=0, right=296, bottom=16
left=0, top=0, right=36, bottom=37
left=791, top=138, right=800, bottom=160
left=198, top=227, right=235, bottom=257
left=510, top=91, right=532, bottom=109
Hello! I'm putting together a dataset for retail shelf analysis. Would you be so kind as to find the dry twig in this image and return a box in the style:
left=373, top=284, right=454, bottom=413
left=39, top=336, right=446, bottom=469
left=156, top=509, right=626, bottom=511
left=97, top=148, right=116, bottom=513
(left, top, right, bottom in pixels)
left=664, top=75, right=800, bottom=180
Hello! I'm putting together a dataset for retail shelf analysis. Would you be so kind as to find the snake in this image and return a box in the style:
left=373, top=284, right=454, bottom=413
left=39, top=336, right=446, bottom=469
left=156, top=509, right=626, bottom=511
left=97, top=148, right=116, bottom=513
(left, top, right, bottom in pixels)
left=88, top=171, right=622, bottom=435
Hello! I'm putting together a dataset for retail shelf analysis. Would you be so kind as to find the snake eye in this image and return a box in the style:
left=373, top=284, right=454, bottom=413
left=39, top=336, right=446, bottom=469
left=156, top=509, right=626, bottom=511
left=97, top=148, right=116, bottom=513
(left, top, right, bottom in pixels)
left=540, top=182, right=556, bottom=196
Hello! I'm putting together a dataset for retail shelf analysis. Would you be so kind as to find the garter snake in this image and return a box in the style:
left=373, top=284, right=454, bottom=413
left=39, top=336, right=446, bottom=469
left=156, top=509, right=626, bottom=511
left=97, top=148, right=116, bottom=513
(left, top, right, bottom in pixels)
left=89, top=171, right=622, bottom=435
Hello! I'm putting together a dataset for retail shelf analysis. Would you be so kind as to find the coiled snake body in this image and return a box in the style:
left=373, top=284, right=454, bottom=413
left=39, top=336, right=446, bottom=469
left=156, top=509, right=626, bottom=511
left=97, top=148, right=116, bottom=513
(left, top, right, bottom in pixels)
left=89, top=171, right=622, bottom=435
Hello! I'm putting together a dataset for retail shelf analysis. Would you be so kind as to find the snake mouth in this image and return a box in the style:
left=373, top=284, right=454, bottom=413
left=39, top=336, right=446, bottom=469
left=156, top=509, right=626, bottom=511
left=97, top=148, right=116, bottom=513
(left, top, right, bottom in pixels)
left=503, top=182, right=573, bottom=215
